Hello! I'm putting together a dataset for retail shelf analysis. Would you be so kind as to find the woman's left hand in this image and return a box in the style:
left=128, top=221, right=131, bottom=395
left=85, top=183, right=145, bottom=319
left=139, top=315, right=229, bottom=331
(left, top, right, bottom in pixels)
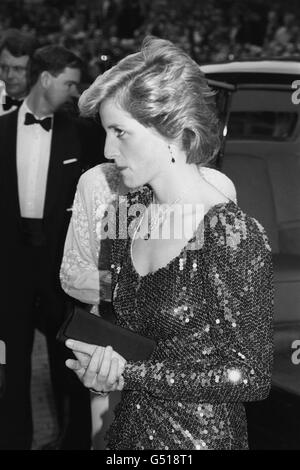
left=65, top=340, right=126, bottom=393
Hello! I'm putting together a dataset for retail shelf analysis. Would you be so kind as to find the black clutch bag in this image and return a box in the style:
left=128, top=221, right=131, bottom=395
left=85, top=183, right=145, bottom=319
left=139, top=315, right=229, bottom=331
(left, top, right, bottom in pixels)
left=56, top=305, right=156, bottom=362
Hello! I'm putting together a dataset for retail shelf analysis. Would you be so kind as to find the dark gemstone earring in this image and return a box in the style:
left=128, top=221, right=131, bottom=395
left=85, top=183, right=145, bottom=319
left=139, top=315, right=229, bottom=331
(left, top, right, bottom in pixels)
left=168, top=144, right=175, bottom=163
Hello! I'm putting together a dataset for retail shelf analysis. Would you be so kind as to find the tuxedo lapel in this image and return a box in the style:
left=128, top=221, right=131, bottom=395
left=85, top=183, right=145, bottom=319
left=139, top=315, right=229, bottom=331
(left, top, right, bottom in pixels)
left=43, top=111, right=81, bottom=219
left=2, top=110, right=21, bottom=217
left=43, top=112, right=65, bottom=218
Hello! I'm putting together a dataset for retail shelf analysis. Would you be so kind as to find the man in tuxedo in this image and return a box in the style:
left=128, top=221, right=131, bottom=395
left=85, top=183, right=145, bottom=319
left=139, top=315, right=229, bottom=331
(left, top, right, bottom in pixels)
left=0, top=45, right=104, bottom=449
left=0, top=29, right=37, bottom=116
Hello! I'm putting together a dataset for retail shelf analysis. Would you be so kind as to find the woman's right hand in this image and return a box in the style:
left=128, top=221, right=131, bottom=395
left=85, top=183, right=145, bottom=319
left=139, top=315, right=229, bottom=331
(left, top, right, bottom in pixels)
left=65, top=340, right=126, bottom=393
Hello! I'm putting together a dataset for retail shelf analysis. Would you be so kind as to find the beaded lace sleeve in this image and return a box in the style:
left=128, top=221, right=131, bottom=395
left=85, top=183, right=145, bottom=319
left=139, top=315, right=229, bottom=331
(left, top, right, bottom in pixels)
left=121, top=208, right=274, bottom=403
left=60, top=163, right=120, bottom=305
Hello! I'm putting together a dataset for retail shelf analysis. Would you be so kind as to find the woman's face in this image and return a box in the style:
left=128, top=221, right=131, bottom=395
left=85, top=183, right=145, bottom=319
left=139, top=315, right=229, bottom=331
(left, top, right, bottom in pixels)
left=100, top=98, right=169, bottom=189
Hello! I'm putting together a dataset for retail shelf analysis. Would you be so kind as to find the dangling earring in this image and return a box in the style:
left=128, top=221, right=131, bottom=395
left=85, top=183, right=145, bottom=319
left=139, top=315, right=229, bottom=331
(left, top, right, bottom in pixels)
left=168, top=144, right=175, bottom=163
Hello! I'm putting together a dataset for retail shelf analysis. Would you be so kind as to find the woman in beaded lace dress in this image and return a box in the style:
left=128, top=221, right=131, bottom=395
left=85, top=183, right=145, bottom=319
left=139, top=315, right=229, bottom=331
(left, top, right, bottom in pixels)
left=64, top=37, right=273, bottom=450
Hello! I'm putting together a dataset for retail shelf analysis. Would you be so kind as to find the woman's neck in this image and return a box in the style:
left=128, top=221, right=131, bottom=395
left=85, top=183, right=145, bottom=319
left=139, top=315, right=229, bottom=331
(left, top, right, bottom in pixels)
left=150, top=162, right=204, bottom=205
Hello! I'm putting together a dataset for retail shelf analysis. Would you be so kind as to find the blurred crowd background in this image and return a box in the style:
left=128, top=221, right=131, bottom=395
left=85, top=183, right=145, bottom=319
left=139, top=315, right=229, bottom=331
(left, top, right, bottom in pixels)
left=0, top=0, right=299, bottom=84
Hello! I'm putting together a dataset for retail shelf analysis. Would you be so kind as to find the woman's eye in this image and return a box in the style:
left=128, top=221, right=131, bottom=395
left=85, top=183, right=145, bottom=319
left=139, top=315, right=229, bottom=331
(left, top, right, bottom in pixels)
left=115, top=128, right=125, bottom=138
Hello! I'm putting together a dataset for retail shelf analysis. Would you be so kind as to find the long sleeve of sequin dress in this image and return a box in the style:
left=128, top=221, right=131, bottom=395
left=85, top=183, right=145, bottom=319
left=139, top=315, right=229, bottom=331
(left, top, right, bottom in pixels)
left=108, top=188, right=273, bottom=450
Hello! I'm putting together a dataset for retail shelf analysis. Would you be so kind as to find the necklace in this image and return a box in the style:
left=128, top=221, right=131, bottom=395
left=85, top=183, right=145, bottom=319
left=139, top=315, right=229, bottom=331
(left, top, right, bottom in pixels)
left=137, top=192, right=186, bottom=241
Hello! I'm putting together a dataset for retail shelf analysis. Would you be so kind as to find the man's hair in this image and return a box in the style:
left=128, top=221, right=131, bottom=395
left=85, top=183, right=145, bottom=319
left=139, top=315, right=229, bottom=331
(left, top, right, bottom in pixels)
left=30, top=45, right=83, bottom=86
left=0, top=28, right=37, bottom=57
left=79, top=36, right=220, bottom=165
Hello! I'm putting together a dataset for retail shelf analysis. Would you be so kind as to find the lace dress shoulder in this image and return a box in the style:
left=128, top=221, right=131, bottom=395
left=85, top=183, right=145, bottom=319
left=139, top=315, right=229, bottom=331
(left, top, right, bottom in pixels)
left=199, top=166, right=237, bottom=203
left=60, top=163, right=121, bottom=305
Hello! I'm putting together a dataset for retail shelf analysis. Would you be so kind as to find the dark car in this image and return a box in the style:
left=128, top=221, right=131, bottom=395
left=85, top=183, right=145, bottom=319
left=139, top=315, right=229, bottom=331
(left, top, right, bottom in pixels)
left=202, top=60, right=300, bottom=449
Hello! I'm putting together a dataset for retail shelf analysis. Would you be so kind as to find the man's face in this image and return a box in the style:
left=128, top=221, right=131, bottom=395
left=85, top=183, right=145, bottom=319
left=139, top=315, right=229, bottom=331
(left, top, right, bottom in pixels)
left=45, top=66, right=81, bottom=112
left=0, top=48, right=29, bottom=99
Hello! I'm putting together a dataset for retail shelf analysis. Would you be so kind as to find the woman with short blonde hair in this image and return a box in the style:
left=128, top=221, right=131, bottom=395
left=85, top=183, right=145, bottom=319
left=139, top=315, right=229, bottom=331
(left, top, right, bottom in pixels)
left=65, top=36, right=273, bottom=450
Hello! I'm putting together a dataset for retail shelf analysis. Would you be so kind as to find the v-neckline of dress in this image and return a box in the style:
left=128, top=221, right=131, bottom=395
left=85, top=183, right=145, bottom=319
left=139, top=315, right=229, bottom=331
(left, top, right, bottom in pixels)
left=129, top=199, right=237, bottom=279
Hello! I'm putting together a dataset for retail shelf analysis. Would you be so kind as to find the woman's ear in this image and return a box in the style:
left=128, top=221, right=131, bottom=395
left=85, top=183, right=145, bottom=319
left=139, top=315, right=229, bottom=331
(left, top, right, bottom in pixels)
left=182, top=128, right=195, bottom=154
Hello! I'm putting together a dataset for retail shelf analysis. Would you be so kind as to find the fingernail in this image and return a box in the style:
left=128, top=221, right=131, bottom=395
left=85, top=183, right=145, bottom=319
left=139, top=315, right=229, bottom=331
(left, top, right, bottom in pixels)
left=66, top=340, right=73, bottom=347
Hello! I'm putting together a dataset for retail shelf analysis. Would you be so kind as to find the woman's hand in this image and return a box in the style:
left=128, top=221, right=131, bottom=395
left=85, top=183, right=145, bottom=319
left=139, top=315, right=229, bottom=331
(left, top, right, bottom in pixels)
left=65, top=339, right=126, bottom=393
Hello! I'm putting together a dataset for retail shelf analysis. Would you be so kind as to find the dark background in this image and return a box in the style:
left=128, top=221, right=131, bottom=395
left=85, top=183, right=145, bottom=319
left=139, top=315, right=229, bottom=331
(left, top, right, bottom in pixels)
left=1, top=0, right=300, bottom=85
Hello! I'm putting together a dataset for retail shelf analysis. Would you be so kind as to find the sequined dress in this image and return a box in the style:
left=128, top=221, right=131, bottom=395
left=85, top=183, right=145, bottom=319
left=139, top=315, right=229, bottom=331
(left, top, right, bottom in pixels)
left=108, top=186, right=273, bottom=450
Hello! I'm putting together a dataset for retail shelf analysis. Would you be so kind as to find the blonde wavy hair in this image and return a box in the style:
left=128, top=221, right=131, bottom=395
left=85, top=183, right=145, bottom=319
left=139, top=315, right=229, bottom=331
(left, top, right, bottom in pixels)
left=79, top=36, right=220, bottom=165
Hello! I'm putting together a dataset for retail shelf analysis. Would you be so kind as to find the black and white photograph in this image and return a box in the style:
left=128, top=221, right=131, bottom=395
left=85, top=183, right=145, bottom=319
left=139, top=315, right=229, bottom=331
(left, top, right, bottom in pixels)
left=0, top=0, right=299, bottom=452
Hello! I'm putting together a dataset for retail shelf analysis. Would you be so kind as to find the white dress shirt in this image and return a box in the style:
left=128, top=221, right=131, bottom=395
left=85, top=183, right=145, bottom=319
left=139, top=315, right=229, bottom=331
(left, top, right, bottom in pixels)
left=17, top=100, right=53, bottom=218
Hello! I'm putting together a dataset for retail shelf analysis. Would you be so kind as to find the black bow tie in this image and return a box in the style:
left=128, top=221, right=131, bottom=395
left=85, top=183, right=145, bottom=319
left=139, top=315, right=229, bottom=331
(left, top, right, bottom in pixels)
left=24, top=112, right=52, bottom=132
left=2, top=96, right=23, bottom=111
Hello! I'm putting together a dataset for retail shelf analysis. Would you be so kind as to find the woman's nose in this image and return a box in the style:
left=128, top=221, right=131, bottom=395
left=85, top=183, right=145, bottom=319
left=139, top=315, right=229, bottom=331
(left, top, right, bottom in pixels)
left=104, top=138, right=119, bottom=161
left=105, top=151, right=115, bottom=161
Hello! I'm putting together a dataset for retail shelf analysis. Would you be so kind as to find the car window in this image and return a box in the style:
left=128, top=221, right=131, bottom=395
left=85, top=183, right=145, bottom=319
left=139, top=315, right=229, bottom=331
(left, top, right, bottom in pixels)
left=227, top=111, right=298, bottom=141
